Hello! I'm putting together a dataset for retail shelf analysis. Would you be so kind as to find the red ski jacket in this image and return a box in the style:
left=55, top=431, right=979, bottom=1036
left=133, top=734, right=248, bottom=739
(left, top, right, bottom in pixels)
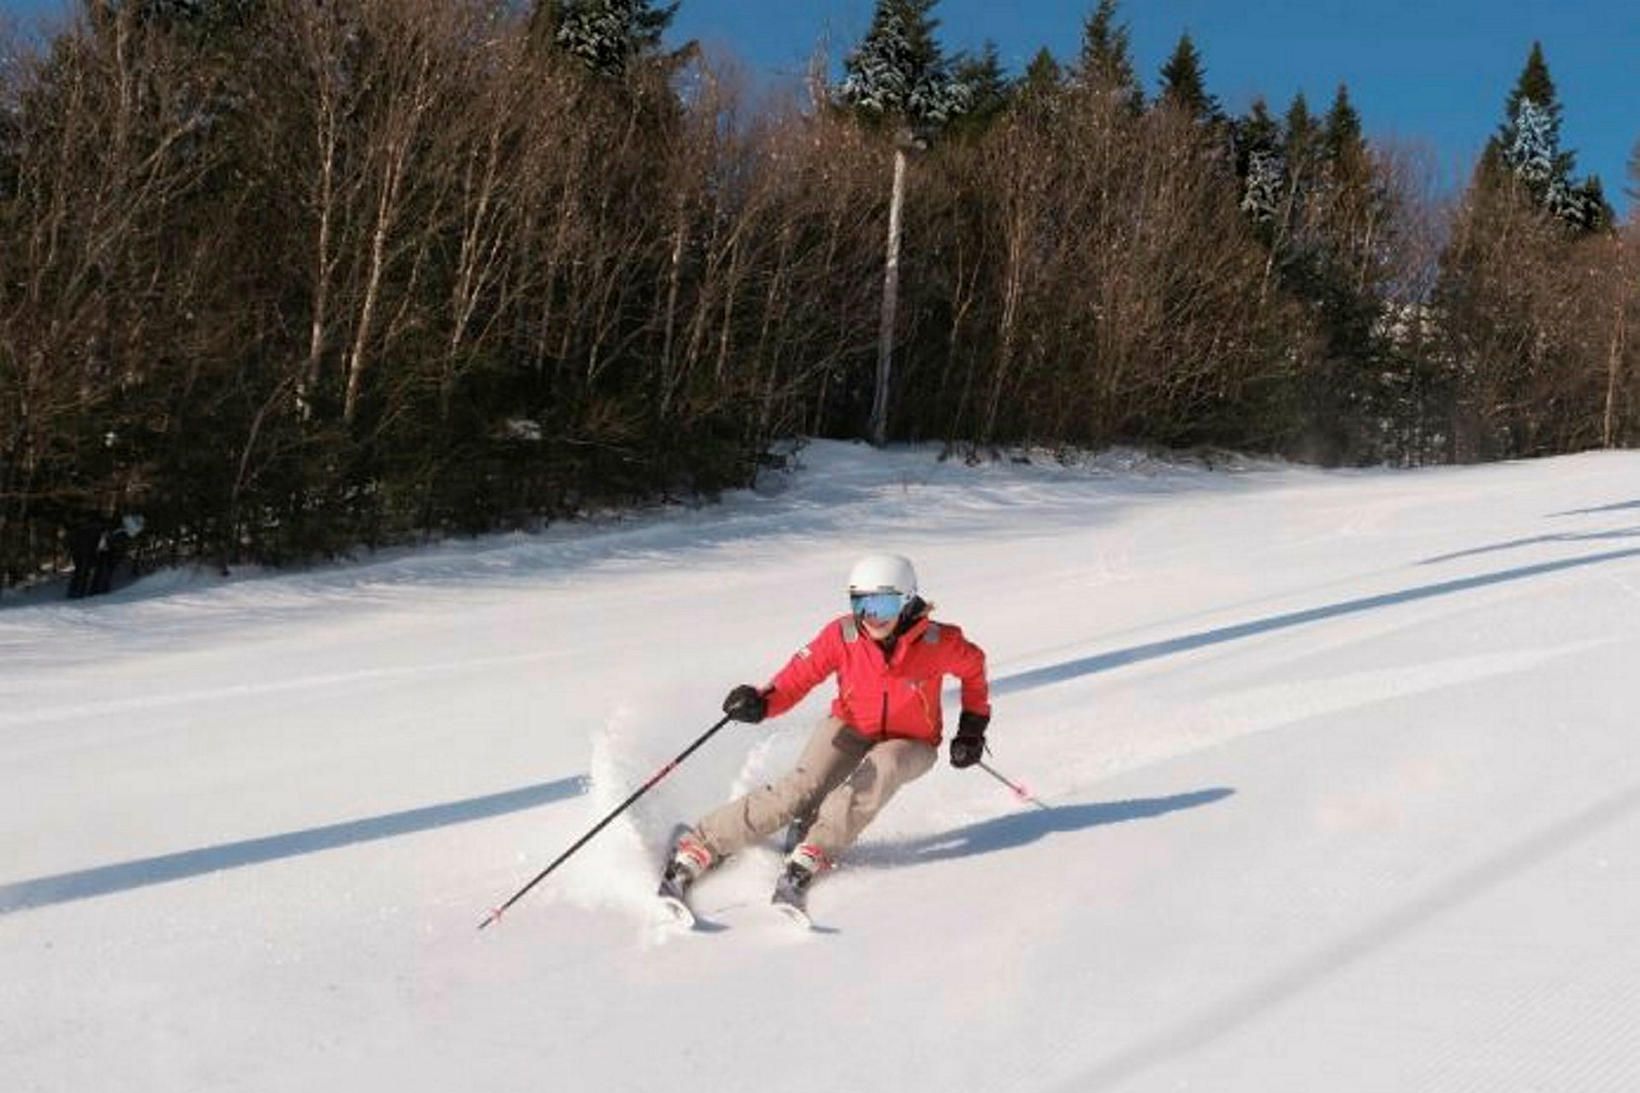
left=762, top=612, right=990, bottom=745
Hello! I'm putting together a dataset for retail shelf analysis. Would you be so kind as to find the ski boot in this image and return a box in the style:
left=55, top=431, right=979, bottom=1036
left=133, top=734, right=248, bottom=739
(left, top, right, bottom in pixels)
left=656, top=831, right=714, bottom=927
left=770, top=843, right=827, bottom=928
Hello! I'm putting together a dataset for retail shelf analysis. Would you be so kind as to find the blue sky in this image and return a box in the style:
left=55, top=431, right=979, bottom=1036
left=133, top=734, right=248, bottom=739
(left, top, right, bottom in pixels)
left=6, top=0, right=1634, bottom=214
left=669, top=0, right=1637, bottom=216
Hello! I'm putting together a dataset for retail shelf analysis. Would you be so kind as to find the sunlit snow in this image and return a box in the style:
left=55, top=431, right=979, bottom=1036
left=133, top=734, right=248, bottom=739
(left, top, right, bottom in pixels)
left=5, top=440, right=1640, bottom=1092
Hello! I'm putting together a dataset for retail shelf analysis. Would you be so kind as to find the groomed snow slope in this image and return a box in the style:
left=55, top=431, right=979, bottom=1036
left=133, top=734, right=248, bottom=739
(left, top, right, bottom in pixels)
left=4, top=441, right=1640, bottom=1092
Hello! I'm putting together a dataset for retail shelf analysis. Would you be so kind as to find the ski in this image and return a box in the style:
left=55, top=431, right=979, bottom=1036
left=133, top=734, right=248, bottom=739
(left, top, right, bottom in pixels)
left=657, top=896, right=697, bottom=928
left=770, top=895, right=813, bottom=929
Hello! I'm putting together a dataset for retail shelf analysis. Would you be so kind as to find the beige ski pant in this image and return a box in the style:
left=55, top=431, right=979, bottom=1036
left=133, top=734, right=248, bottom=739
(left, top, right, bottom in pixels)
left=695, top=716, right=938, bottom=865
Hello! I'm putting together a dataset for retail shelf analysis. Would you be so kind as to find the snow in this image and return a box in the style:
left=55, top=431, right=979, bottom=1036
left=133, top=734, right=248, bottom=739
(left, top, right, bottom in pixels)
left=4, top=439, right=1640, bottom=1092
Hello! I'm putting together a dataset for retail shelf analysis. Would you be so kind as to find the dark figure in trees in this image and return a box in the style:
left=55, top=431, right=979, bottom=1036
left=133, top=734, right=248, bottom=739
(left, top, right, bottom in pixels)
left=66, top=514, right=145, bottom=599
left=66, top=521, right=104, bottom=600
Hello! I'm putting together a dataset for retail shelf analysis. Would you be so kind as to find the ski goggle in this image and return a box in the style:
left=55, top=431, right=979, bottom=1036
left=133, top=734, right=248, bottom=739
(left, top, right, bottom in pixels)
left=850, top=591, right=907, bottom=622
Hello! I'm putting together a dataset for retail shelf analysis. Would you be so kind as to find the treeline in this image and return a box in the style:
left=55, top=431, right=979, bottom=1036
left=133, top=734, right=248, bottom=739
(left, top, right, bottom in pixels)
left=1, top=0, right=1635, bottom=587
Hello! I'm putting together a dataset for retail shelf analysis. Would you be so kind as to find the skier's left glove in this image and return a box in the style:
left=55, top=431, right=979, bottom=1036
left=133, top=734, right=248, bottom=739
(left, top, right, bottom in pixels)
left=948, top=711, right=989, bottom=769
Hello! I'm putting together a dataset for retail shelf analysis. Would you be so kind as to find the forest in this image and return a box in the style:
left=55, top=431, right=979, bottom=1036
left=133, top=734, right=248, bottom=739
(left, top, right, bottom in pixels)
left=1, top=0, right=1636, bottom=587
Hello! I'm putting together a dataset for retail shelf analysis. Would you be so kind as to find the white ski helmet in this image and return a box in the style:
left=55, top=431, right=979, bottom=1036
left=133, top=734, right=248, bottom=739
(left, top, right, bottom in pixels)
left=847, top=553, right=918, bottom=599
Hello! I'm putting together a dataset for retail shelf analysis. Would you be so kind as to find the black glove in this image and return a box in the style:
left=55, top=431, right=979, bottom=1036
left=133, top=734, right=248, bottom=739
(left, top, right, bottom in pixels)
left=722, top=684, right=768, bottom=724
left=948, top=711, right=989, bottom=769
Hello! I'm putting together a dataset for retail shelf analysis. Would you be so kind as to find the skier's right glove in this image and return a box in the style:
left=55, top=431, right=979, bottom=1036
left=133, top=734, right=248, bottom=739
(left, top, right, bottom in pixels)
left=722, top=684, right=768, bottom=724
left=948, top=711, right=989, bottom=769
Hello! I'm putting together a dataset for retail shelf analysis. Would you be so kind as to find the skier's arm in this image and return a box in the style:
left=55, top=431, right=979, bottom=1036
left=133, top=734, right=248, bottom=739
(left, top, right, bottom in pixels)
left=762, top=621, right=845, bottom=720
left=943, top=627, right=991, bottom=768
left=947, top=627, right=991, bottom=720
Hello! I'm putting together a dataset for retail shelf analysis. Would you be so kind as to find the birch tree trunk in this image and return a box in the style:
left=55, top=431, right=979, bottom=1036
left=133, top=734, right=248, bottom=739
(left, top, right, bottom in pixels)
left=300, top=39, right=340, bottom=422
left=1603, top=243, right=1628, bottom=448
left=870, top=144, right=908, bottom=447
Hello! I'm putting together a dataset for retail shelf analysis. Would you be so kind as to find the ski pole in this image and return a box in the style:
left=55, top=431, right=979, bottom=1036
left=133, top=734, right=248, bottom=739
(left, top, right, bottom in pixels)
left=977, top=758, right=1051, bottom=812
left=477, top=713, right=734, bottom=931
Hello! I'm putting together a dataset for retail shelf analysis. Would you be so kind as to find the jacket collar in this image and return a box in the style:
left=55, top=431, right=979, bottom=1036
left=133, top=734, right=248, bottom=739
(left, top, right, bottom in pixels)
left=876, top=604, right=932, bottom=661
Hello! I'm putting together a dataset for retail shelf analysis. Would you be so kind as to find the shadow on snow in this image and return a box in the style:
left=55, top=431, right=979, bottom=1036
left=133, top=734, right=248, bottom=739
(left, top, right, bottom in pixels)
left=0, top=775, right=586, bottom=914
left=991, top=546, right=1640, bottom=699
left=1417, top=527, right=1640, bottom=566
left=15, top=547, right=1640, bottom=915
left=1549, top=498, right=1640, bottom=517
left=859, top=788, right=1235, bottom=868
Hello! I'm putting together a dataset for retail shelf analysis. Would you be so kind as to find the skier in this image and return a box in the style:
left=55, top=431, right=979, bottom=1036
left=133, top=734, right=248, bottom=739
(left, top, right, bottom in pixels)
left=659, top=553, right=992, bottom=922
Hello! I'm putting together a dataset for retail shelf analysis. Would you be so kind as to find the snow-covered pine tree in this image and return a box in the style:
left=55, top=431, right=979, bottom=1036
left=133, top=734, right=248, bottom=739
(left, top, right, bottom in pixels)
left=1505, top=100, right=1612, bottom=231
left=1557, top=176, right=1609, bottom=234
left=1484, top=42, right=1609, bottom=232
left=551, top=0, right=677, bottom=78
left=839, top=0, right=968, bottom=134
left=99, top=0, right=257, bottom=36
left=1506, top=98, right=1557, bottom=189
left=1241, top=150, right=1284, bottom=226
left=1235, top=99, right=1284, bottom=227
left=1492, top=43, right=1571, bottom=183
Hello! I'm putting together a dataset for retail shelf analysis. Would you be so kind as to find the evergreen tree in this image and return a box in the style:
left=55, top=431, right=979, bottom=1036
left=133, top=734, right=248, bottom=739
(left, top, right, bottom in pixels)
left=1248, top=83, right=1399, bottom=463
left=1020, top=48, right=1062, bottom=98
left=1075, top=0, right=1141, bottom=108
left=1014, top=47, right=1063, bottom=121
left=1321, top=83, right=1365, bottom=167
left=1627, top=136, right=1640, bottom=209
left=1489, top=42, right=1572, bottom=182
left=1157, top=32, right=1218, bottom=122
left=105, top=0, right=259, bottom=31
left=1482, top=42, right=1609, bottom=231
left=949, top=41, right=1010, bottom=136
left=1284, top=93, right=1316, bottom=160
left=1280, top=91, right=1324, bottom=202
left=1237, top=98, right=1282, bottom=157
left=550, top=0, right=678, bottom=78
left=1626, top=135, right=1640, bottom=206
left=839, top=0, right=968, bottom=135
left=1560, top=175, right=1609, bottom=233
